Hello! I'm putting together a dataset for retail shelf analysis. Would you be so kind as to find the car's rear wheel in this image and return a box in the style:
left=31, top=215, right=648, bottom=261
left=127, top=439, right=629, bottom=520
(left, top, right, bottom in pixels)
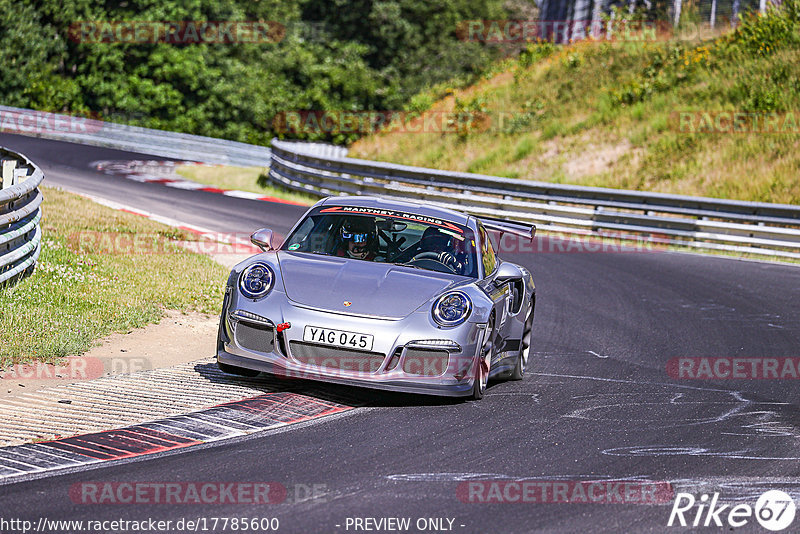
left=471, top=317, right=495, bottom=400
left=511, top=300, right=534, bottom=380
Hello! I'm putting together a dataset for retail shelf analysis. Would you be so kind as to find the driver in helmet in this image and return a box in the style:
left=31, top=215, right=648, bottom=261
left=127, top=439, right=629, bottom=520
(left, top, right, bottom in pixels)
left=417, top=227, right=465, bottom=273
left=336, top=217, right=378, bottom=261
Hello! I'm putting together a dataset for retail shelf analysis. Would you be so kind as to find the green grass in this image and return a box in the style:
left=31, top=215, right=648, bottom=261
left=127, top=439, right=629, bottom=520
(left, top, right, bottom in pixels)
left=0, top=187, right=228, bottom=365
left=176, top=165, right=316, bottom=205
left=351, top=2, right=800, bottom=205
left=512, top=137, right=537, bottom=161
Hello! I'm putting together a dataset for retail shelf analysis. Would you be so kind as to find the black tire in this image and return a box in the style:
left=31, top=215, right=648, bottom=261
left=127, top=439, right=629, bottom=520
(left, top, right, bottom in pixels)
left=471, top=316, right=495, bottom=400
left=511, top=300, right=534, bottom=381
left=217, top=360, right=261, bottom=377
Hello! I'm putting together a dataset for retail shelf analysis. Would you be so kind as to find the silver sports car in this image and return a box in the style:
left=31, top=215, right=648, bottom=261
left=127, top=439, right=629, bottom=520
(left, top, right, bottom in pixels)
left=217, top=196, right=535, bottom=400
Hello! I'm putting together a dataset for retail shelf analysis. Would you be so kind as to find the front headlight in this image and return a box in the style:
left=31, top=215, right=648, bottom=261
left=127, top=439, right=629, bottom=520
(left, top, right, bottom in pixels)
left=239, top=262, right=274, bottom=300
left=432, top=291, right=472, bottom=327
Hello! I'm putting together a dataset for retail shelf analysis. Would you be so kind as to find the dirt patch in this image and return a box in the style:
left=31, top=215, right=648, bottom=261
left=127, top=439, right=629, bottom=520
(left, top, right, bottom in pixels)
left=563, top=139, right=633, bottom=179
left=540, top=140, right=560, bottom=161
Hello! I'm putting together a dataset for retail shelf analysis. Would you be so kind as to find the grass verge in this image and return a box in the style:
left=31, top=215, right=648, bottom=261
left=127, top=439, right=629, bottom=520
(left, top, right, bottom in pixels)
left=0, top=187, right=228, bottom=366
left=176, top=165, right=316, bottom=205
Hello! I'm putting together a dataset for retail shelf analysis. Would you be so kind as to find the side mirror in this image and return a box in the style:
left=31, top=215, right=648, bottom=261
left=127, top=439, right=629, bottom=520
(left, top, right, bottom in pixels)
left=493, top=262, right=523, bottom=287
left=251, top=228, right=276, bottom=252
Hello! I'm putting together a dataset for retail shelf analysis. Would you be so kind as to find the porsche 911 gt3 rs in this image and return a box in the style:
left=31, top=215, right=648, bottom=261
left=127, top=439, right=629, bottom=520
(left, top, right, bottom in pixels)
left=217, top=196, right=535, bottom=400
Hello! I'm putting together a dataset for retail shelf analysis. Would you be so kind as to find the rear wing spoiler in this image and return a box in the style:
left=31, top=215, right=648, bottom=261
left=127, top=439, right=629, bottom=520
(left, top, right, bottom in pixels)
left=478, top=216, right=536, bottom=240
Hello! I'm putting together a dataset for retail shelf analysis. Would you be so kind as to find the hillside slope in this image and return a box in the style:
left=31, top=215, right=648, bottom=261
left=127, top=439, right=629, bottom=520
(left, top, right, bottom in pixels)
left=351, top=3, right=800, bottom=204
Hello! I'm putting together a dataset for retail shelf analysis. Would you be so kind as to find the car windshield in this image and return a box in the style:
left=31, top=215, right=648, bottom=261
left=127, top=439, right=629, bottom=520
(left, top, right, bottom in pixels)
left=281, top=206, right=479, bottom=277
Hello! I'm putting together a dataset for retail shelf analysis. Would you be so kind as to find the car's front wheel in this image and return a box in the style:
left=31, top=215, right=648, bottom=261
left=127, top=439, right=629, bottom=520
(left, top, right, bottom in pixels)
left=471, top=317, right=495, bottom=400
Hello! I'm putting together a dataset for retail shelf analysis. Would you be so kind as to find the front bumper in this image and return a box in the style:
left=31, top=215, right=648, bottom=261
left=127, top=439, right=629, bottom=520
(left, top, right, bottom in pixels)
left=217, top=293, right=486, bottom=397
left=217, top=351, right=478, bottom=397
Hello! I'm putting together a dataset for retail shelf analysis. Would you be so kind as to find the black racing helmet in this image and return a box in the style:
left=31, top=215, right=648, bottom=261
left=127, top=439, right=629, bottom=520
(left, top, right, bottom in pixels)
left=340, top=217, right=378, bottom=253
left=419, top=226, right=453, bottom=252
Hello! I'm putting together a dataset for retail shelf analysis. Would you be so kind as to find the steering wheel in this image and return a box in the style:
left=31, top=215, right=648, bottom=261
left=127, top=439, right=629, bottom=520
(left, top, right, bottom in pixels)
left=408, top=252, right=458, bottom=274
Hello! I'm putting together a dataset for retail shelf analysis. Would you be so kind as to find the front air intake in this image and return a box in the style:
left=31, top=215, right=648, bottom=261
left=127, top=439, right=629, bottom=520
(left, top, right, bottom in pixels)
left=402, top=349, right=449, bottom=377
left=289, top=342, right=386, bottom=374
left=236, top=323, right=276, bottom=354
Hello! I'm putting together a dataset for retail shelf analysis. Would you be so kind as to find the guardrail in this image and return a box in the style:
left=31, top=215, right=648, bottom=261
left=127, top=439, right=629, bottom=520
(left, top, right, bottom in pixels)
left=268, top=139, right=800, bottom=260
left=0, top=147, right=43, bottom=285
left=271, top=140, right=348, bottom=160
left=0, top=105, right=274, bottom=167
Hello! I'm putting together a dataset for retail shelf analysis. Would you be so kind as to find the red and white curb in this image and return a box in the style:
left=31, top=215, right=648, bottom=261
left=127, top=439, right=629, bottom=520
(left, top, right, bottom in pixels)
left=90, top=159, right=308, bottom=206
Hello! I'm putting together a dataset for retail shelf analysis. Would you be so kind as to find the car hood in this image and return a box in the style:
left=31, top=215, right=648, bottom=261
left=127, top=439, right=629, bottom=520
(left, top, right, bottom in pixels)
left=277, top=252, right=459, bottom=319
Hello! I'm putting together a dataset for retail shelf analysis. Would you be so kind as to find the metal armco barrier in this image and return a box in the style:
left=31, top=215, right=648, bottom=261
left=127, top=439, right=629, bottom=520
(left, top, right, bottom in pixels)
left=268, top=139, right=800, bottom=260
left=0, top=105, right=272, bottom=167
left=0, top=147, right=43, bottom=284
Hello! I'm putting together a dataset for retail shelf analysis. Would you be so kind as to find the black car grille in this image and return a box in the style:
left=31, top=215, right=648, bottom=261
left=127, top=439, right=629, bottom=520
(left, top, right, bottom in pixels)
left=402, top=348, right=449, bottom=377
left=236, top=323, right=275, bottom=354
left=289, top=342, right=386, bottom=374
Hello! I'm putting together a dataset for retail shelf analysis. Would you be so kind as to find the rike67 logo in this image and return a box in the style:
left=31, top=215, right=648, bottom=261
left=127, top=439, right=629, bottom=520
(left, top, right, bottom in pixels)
left=668, top=490, right=796, bottom=531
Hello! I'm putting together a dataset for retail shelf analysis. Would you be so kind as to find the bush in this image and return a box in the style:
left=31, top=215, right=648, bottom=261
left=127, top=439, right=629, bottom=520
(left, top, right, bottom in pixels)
left=725, top=0, right=800, bottom=57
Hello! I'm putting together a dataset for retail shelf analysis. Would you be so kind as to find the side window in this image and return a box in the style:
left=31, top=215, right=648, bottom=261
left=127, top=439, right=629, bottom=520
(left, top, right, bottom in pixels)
left=478, top=224, right=497, bottom=276
left=283, top=216, right=332, bottom=253
left=291, top=218, right=315, bottom=243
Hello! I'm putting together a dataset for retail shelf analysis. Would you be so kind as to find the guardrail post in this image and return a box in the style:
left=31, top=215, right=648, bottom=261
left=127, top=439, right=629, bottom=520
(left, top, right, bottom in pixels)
left=14, top=167, right=29, bottom=184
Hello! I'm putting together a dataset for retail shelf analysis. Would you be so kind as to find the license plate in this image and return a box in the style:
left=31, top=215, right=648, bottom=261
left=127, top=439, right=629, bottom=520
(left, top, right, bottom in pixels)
left=303, top=326, right=374, bottom=351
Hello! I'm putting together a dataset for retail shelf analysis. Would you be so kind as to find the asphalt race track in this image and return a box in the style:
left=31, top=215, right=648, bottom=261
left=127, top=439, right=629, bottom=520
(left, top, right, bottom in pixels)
left=2, top=132, right=800, bottom=533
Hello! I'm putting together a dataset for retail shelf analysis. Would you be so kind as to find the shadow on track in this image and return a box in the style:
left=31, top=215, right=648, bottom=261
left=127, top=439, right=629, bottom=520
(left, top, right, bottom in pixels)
left=191, top=361, right=497, bottom=408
